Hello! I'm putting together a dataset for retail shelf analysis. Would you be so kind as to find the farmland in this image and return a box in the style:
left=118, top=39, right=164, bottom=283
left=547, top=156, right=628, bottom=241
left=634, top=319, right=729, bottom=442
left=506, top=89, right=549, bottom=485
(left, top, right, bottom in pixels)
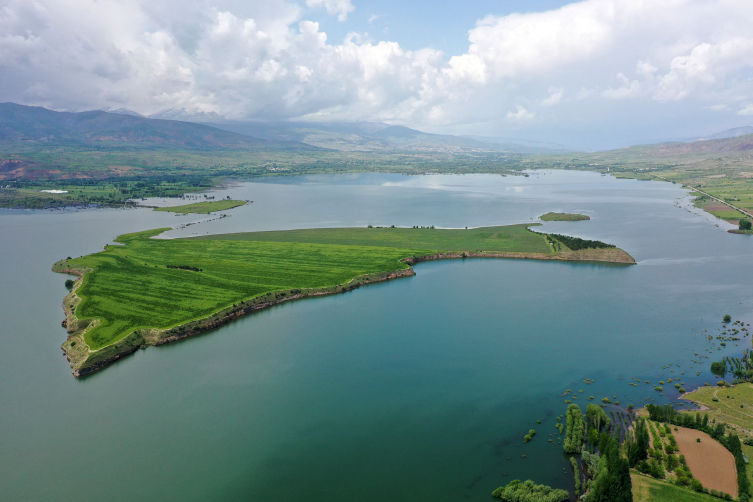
left=53, top=224, right=632, bottom=376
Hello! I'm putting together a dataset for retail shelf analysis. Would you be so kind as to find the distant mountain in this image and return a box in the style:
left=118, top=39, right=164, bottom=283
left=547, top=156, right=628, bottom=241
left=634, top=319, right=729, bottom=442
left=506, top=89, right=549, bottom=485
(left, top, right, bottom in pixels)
left=609, top=132, right=753, bottom=159
left=0, top=103, right=316, bottom=150
left=204, top=119, right=551, bottom=153
left=464, top=135, right=575, bottom=154
left=700, top=126, right=753, bottom=141
left=149, top=108, right=225, bottom=122
left=104, top=108, right=144, bottom=117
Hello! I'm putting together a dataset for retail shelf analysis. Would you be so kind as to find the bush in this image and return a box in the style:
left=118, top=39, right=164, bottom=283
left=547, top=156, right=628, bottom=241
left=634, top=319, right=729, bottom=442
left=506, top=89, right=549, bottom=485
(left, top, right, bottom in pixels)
left=724, top=314, right=732, bottom=323
left=64, top=279, right=75, bottom=289
left=739, top=219, right=752, bottom=231
left=691, top=479, right=703, bottom=492
left=492, top=479, right=569, bottom=502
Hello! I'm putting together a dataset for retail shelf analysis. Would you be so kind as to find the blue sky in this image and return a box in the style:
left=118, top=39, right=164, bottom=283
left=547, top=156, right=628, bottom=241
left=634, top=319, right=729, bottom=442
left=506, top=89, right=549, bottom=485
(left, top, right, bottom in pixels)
left=1, top=0, right=753, bottom=150
left=308, top=0, right=574, bottom=55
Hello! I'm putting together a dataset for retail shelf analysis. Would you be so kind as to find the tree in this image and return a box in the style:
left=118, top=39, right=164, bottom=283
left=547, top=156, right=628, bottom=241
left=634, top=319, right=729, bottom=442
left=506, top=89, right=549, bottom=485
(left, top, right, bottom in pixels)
left=740, top=219, right=752, bottom=231
left=724, top=314, right=732, bottom=323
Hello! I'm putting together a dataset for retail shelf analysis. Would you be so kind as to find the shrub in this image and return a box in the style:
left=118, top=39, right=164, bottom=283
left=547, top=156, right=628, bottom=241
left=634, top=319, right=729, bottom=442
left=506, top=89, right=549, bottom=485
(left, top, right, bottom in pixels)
left=724, top=314, right=732, bottom=323
left=64, top=279, right=75, bottom=289
left=492, top=479, right=569, bottom=502
left=691, top=479, right=703, bottom=492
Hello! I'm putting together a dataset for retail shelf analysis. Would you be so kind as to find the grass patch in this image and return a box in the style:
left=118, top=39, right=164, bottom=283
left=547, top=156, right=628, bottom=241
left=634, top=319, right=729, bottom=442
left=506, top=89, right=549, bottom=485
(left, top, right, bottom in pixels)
left=188, top=224, right=551, bottom=253
left=683, top=384, right=753, bottom=436
left=631, top=473, right=718, bottom=502
left=540, top=212, right=590, bottom=221
left=153, top=199, right=246, bottom=214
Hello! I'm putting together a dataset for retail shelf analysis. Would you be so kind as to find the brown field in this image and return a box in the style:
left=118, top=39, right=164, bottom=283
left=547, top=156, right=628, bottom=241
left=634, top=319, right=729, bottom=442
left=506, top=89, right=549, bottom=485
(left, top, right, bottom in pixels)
left=673, top=426, right=737, bottom=497
left=701, top=203, right=732, bottom=212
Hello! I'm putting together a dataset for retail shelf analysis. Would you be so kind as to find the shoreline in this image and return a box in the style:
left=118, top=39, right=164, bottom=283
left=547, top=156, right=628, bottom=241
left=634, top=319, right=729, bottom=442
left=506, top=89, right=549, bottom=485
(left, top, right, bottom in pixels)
left=56, top=246, right=635, bottom=377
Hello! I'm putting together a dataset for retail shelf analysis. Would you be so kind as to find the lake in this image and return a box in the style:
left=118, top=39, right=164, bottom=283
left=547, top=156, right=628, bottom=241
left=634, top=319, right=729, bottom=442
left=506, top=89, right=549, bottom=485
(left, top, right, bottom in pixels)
left=0, top=171, right=750, bottom=501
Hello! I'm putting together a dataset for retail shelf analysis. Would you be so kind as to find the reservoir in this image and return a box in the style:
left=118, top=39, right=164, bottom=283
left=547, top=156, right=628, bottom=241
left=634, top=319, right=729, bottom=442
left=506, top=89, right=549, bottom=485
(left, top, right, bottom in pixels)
left=0, top=171, right=750, bottom=501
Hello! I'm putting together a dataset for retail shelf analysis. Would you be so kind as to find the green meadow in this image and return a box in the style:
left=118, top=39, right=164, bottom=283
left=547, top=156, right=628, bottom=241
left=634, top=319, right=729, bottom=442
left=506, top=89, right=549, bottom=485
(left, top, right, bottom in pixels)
left=55, top=225, right=554, bottom=351
left=190, top=224, right=551, bottom=252
left=154, top=199, right=247, bottom=213
left=632, top=474, right=718, bottom=502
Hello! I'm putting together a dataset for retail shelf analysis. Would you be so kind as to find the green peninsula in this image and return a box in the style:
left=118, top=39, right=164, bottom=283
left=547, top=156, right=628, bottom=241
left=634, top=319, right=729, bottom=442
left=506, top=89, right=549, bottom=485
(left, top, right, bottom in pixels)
left=53, top=224, right=634, bottom=376
left=153, top=199, right=247, bottom=213
left=540, top=212, right=590, bottom=221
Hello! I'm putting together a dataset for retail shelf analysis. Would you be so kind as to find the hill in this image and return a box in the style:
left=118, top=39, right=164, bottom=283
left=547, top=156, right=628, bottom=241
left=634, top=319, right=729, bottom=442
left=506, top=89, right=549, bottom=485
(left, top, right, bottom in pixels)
left=203, top=119, right=550, bottom=154
left=0, top=103, right=315, bottom=151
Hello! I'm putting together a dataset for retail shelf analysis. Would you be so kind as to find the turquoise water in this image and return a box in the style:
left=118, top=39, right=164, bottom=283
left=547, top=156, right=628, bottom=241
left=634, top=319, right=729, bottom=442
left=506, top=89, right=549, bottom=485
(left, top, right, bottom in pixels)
left=0, top=171, right=751, bottom=501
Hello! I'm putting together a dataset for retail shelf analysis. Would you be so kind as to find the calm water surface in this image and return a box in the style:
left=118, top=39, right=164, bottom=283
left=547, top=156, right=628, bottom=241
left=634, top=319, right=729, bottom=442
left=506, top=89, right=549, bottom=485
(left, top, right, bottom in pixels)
left=0, top=171, right=751, bottom=501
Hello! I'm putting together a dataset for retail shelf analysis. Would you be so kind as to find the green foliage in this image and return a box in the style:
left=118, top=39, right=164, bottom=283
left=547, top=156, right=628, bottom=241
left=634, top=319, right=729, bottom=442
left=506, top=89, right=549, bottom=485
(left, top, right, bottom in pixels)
left=724, top=314, right=732, bottom=323
left=64, top=279, right=75, bottom=290
left=740, top=219, right=752, bottom=231
left=547, top=233, right=616, bottom=251
left=627, top=417, right=650, bottom=467
left=588, top=432, right=633, bottom=501
left=564, top=404, right=585, bottom=454
left=570, top=456, right=581, bottom=496
left=491, top=479, right=569, bottom=502
left=523, top=429, right=536, bottom=443
left=587, top=403, right=611, bottom=431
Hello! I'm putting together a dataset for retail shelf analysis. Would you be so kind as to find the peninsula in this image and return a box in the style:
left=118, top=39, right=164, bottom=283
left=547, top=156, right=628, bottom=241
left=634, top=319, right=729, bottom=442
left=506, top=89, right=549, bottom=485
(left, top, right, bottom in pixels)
left=153, top=199, right=247, bottom=213
left=53, top=224, right=634, bottom=377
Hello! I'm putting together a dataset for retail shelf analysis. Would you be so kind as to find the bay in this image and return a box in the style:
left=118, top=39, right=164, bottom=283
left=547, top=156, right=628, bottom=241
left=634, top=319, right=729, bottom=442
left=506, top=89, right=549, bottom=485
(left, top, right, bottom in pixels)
left=0, top=171, right=750, bottom=501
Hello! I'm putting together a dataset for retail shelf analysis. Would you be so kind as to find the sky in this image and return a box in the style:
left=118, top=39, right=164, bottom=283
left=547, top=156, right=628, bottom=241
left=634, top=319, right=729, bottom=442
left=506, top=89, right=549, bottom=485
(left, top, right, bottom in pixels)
left=2, top=0, right=753, bottom=150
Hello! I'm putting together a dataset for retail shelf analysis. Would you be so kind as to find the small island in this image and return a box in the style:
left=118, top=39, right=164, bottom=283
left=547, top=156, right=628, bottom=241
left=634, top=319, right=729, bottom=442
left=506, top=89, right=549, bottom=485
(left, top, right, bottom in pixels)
left=53, top=224, right=634, bottom=377
left=540, top=212, right=591, bottom=221
left=153, top=199, right=247, bottom=214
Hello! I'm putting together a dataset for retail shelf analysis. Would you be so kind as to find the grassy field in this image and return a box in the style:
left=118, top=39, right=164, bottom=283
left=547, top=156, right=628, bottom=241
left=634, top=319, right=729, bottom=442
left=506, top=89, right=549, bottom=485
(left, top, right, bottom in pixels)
left=55, top=228, right=427, bottom=350
left=154, top=199, right=247, bottom=214
left=189, top=224, right=552, bottom=253
left=682, top=383, right=753, bottom=437
left=539, top=212, right=590, bottom=221
left=631, top=474, right=718, bottom=502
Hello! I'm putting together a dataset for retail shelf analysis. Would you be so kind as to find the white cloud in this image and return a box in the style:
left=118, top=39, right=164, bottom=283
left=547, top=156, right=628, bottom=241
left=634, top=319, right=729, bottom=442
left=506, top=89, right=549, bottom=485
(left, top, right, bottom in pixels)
left=507, top=105, right=534, bottom=121
left=542, top=87, right=564, bottom=106
left=305, top=0, right=354, bottom=22
left=738, top=104, right=753, bottom=116
left=1, top=0, right=753, bottom=139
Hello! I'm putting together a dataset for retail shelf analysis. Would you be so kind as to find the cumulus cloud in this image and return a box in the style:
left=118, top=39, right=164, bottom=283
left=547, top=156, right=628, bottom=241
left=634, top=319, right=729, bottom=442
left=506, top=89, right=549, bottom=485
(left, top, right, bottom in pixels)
left=305, top=0, right=354, bottom=22
left=508, top=105, right=534, bottom=121
left=738, top=105, right=753, bottom=116
left=1, top=0, right=753, bottom=136
left=542, top=87, right=564, bottom=106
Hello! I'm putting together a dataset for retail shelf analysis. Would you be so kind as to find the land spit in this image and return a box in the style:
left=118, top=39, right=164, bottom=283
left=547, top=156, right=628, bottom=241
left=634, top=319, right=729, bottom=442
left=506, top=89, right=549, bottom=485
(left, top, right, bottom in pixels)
left=56, top=246, right=634, bottom=377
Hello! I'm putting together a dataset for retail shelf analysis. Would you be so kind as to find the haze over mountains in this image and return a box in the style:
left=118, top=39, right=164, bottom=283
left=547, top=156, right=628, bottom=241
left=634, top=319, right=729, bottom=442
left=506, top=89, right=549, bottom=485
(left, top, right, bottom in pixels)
left=2, top=102, right=753, bottom=160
